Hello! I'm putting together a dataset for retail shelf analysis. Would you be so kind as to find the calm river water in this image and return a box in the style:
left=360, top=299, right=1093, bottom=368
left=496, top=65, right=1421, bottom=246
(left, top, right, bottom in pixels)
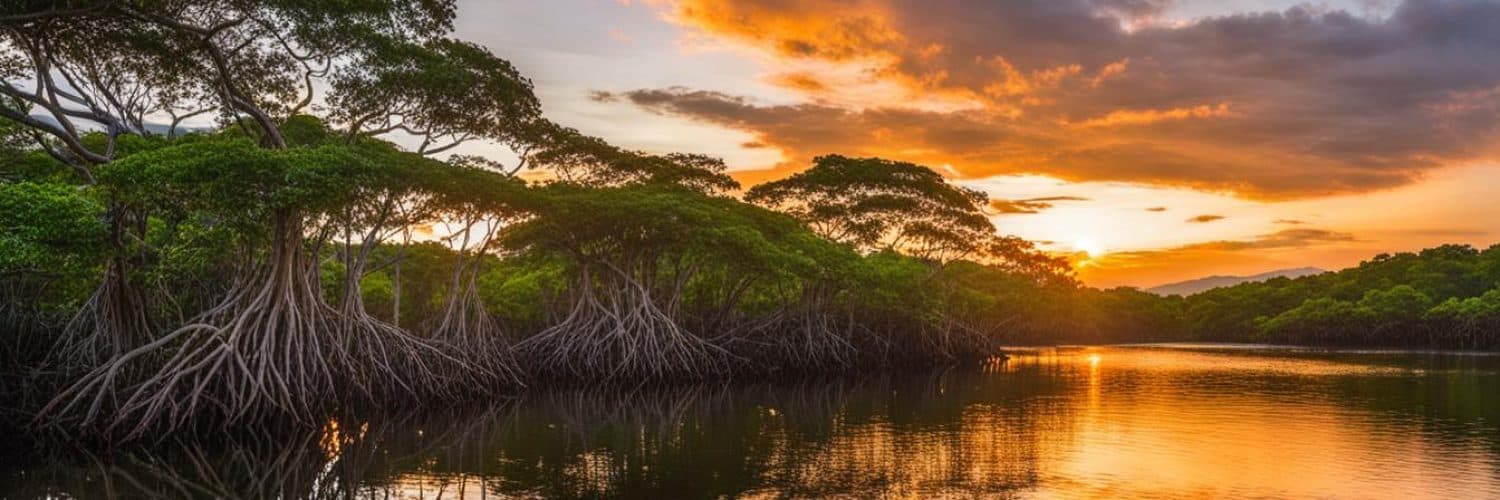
left=3, top=345, right=1499, bottom=498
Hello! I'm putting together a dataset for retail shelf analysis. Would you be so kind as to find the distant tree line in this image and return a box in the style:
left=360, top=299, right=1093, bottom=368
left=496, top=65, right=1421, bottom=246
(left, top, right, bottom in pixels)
left=1167, top=244, right=1500, bottom=350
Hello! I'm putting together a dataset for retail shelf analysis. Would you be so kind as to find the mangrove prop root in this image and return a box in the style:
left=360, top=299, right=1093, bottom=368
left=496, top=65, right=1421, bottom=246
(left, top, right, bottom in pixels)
left=34, top=218, right=504, bottom=441
left=422, top=270, right=526, bottom=390
left=515, top=269, right=734, bottom=381
left=49, top=263, right=155, bottom=371
left=718, top=304, right=857, bottom=373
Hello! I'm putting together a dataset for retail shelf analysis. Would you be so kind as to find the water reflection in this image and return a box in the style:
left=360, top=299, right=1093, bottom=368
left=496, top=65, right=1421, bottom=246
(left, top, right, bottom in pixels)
left=3, top=346, right=1499, bottom=498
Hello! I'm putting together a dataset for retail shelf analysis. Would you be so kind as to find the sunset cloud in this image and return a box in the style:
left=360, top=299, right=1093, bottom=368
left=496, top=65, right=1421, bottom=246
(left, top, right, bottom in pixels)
left=768, top=72, right=830, bottom=93
left=1173, top=229, right=1358, bottom=252
left=988, top=196, right=1089, bottom=214
left=598, top=88, right=1417, bottom=197
left=1075, top=103, right=1232, bottom=128
left=627, top=0, right=1500, bottom=198
left=1079, top=228, right=1360, bottom=286
left=1187, top=215, right=1225, bottom=223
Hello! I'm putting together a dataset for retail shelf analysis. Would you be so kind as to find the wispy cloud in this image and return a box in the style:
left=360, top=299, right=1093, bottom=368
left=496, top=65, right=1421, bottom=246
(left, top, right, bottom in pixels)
left=1187, top=214, right=1225, bottom=223
left=1172, top=228, right=1357, bottom=252
left=988, top=195, right=1089, bottom=214
left=1075, top=103, right=1232, bottom=128
left=1078, top=227, right=1359, bottom=287
left=1083, top=228, right=1358, bottom=280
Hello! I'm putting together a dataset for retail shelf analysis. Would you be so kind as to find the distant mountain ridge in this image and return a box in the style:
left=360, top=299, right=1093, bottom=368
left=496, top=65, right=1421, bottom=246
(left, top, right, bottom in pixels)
left=1145, top=267, right=1325, bottom=296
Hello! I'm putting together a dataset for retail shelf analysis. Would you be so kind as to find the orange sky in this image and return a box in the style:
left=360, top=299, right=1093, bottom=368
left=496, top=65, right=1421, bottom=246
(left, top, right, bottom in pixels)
left=449, top=0, right=1500, bottom=288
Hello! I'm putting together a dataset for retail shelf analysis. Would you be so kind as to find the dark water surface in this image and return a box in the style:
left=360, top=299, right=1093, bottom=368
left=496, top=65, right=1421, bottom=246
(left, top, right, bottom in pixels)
left=3, top=345, right=1499, bottom=498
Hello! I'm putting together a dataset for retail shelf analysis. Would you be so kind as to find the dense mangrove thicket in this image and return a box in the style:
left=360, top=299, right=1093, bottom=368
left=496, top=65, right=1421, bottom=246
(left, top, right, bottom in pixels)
left=2, top=2, right=1497, bottom=444
left=0, top=0, right=1093, bottom=442
left=0, top=116, right=1095, bottom=436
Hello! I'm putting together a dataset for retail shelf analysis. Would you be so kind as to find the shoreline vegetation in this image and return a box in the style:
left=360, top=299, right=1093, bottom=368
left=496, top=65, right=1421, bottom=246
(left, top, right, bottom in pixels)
left=0, top=3, right=1497, bottom=446
left=0, top=2, right=1076, bottom=443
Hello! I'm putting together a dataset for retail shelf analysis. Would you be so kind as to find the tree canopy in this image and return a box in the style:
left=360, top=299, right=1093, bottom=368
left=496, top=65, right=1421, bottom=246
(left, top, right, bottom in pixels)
left=745, top=155, right=994, bottom=261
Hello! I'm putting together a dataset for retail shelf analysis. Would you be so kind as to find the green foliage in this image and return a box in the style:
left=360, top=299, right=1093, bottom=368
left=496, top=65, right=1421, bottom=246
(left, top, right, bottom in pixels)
left=0, top=181, right=104, bottom=276
left=1256, top=298, right=1369, bottom=342
left=503, top=184, right=808, bottom=270
left=359, top=272, right=396, bottom=317
left=478, top=254, right=568, bottom=326
left=0, top=181, right=105, bottom=313
left=368, top=242, right=461, bottom=326
left=522, top=123, right=740, bottom=195
left=426, top=159, right=531, bottom=217
left=331, top=37, right=541, bottom=148
left=844, top=251, right=935, bottom=317
left=1427, top=289, right=1500, bottom=328
left=280, top=115, right=337, bottom=147
left=0, top=149, right=76, bottom=184
left=0, top=118, right=40, bottom=182
left=745, top=155, right=992, bottom=260
left=99, top=137, right=380, bottom=231
left=1178, top=244, right=1500, bottom=349
left=1359, top=285, right=1433, bottom=322
left=144, top=215, right=237, bottom=286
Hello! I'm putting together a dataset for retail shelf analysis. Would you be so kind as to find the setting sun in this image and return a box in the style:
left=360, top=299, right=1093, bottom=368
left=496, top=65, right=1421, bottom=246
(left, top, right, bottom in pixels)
left=1074, top=238, right=1107, bottom=259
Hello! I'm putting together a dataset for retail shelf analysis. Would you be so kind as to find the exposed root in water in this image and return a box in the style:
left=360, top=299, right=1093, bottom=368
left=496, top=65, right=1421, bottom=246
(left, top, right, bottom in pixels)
left=33, top=216, right=494, bottom=442
left=915, top=320, right=1000, bottom=362
left=47, top=208, right=158, bottom=374
left=719, top=303, right=856, bottom=373
left=516, top=266, right=734, bottom=381
left=422, top=218, right=526, bottom=390
left=49, top=262, right=155, bottom=371
left=339, top=307, right=499, bottom=404
left=38, top=242, right=351, bottom=439
left=339, top=266, right=519, bottom=401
